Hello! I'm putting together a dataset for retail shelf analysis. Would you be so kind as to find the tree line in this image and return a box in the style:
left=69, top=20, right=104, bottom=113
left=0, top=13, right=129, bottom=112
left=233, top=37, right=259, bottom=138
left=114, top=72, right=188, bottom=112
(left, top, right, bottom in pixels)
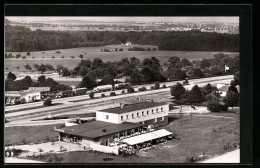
left=5, top=25, right=239, bottom=52
left=5, top=72, right=71, bottom=92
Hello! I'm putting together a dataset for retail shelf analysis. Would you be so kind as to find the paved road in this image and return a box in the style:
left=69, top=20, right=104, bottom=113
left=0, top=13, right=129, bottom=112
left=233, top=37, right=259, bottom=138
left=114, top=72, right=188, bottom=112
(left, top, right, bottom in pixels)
left=5, top=75, right=233, bottom=112
left=5, top=75, right=233, bottom=126
left=200, top=149, right=240, bottom=163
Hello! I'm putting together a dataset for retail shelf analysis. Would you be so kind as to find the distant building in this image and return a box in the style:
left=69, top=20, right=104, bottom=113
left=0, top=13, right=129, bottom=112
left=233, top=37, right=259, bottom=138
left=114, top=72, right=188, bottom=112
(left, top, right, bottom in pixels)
left=5, top=87, right=50, bottom=105
left=216, top=85, right=240, bottom=97
left=125, top=42, right=131, bottom=46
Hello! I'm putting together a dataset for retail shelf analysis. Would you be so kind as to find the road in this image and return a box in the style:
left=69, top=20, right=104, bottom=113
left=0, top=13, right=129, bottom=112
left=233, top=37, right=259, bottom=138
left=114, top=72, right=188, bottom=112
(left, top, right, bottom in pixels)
left=5, top=75, right=233, bottom=127
left=200, top=149, right=240, bottom=163
left=5, top=75, right=232, bottom=112
left=5, top=157, right=45, bottom=163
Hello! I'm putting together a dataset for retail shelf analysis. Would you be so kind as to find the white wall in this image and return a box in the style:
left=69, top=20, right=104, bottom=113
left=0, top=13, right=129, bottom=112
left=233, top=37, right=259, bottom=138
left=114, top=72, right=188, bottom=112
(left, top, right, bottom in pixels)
left=21, top=92, right=41, bottom=102
left=89, top=143, right=119, bottom=155
left=96, top=104, right=169, bottom=124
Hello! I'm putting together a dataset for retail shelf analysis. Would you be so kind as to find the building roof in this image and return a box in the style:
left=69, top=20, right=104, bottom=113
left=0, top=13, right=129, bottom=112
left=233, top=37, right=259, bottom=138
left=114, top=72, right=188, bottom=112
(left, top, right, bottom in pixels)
left=218, top=85, right=230, bottom=92
left=98, top=102, right=167, bottom=114
left=57, top=121, right=143, bottom=139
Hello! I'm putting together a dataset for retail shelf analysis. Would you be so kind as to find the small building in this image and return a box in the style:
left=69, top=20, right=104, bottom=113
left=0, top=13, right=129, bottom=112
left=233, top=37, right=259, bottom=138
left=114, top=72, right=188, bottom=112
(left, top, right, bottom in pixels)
left=5, top=87, right=50, bottom=105
left=216, top=85, right=240, bottom=97
left=125, top=42, right=131, bottom=46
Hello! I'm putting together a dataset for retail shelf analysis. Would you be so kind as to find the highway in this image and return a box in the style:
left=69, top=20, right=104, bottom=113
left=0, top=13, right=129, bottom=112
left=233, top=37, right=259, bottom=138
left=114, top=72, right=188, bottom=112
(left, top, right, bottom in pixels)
left=5, top=75, right=233, bottom=127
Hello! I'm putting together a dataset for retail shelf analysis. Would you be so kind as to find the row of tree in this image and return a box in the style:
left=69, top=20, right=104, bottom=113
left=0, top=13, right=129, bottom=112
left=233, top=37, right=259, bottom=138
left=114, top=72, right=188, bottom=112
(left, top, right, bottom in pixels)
left=5, top=72, right=71, bottom=91
left=5, top=25, right=239, bottom=52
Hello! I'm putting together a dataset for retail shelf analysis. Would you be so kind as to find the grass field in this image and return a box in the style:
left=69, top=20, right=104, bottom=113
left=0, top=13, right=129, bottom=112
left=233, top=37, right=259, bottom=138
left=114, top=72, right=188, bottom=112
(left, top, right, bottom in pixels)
left=20, top=112, right=239, bottom=163
left=5, top=45, right=238, bottom=72
left=5, top=124, right=60, bottom=146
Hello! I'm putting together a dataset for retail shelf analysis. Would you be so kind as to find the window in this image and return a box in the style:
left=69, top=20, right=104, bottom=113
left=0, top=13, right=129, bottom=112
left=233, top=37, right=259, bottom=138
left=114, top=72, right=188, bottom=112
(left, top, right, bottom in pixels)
left=161, top=116, right=164, bottom=121
left=156, top=108, right=158, bottom=112
left=121, top=116, right=124, bottom=121
left=126, top=115, right=129, bottom=119
left=137, top=112, right=139, bottom=117
left=161, top=107, right=163, bottom=111
left=132, top=113, right=134, bottom=118
left=142, top=111, right=144, bottom=116
left=152, top=109, right=154, bottom=113
left=147, top=110, right=149, bottom=115
left=106, top=115, right=109, bottom=120
left=28, top=96, right=30, bottom=98
left=154, top=118, right=157, bottom=123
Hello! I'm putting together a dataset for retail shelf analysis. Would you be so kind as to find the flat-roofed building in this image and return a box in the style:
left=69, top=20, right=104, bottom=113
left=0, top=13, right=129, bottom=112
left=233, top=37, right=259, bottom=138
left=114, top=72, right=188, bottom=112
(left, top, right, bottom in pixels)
left=96, top=102, right=169, bottom=127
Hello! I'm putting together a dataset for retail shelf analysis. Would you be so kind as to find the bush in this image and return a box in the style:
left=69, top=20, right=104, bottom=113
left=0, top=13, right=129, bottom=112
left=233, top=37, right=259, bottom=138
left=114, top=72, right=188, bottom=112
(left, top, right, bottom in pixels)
left=138, top=87, right=147, bottom=91
left=154, top=82, right=160, bottom=89
left=101, top=93, right=105, bottom=97
left=43, top=97, right=52, bottom=106
left=128, top=47, right=146, bottom=51
left=32, top=57, right=35, bottom=59
left=79, top=54, right=83, bottom=58
left=26, top=51, right=30, bottom=56
left=61, top=56, right=64, bottom=58
left=110, top=92, right=116, bottom=96
left=150, top=86, right=155, bottom=90
left=153, top=47, right=157, bottom=51
left=22, top=56, right=26, bottom=59
left=71, top=56, right=75, bottom=58
left=162, top=84, right=166, bottom=88
left=121, top=90, right=125, bottom=94
left=127, top=86, right=135, bottom=93
left=207, top=101, right=222, bottom=112
left=119, top=48, right=123, bottom=51
left=89, top=92, right=95, bottom=99
left=55, top=51, right=61, bottom=54
left=51, top=56, right=55, bottom=59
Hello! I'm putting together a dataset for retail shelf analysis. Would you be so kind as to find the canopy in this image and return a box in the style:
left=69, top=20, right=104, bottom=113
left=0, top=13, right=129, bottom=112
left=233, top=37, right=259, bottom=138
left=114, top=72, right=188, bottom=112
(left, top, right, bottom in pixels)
left=122, top=129, right=172, bottom=146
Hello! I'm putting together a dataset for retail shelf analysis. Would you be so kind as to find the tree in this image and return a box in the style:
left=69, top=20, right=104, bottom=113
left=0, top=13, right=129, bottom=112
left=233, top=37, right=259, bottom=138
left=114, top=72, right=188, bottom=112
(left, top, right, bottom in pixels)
left=26, top=51, right=30, bottom=56
left=130, top=69, right=141, bottom=84
left=188, top=85, right=204, bottom=103
left=110, top=92, right=116, bottom=96
left=79, top=54, right=83, bottom=58
left=141, top=67, right=154, bottom=82
left=171, top=69, right=187, bottom=79
left=192, top=68, right=204, bottom=77
left=179, top=58, right=192, bottom=67
left=203, top=83, right=218, bottom=95
left=24, top=64, right=32, bottom=70
left=207, top=101, right=222, bottom=112
left=233, top=71, right=240, bottom=86
left=7, top=72, right=16, bottom=80
left=62, top=68, right=71, bottom=78
left=210, top=66, right=224, bottom=75
left=127, top=86, right=135, bottom=93
left=228, top=85, right=238, bottom=94
left=43, top=97, right=52, bottom=106
left=38, top=75, right=46, bottom=83
left=80, top=76, right=96, bottom=89
left=89, top=91, right=95, bottom=99
left=200, top=59, right=211, bottom=69
left=38, top=64, right=47, bottom=74
left=101, top=75, right=114, bottom=90
left=92, top=58, right=103, bottom=69
left=170, top=82, right=186, bottom=100
left=225, top=91, right=239, bottom=109
left=168, top=56, right=180, bottom=67
left=154, top=82, right=160, bottom=89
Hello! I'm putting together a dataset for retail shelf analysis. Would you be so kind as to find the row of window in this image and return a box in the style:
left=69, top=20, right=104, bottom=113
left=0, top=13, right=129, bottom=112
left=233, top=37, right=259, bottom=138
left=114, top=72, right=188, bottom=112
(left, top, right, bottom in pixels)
left=120, top=107, right=165, bottom=121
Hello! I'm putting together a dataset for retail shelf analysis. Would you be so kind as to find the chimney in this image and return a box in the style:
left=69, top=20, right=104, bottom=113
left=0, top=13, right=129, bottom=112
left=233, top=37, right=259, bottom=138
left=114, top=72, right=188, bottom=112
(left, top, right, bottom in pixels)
left=102, top=128, right=106, bottom=132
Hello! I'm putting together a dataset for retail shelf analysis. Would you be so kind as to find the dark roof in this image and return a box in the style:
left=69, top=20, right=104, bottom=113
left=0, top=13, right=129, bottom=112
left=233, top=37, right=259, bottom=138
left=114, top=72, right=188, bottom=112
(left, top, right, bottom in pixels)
left=99, top=102, right=167, bottom=114
left=60, top=121, right=143, bottom=139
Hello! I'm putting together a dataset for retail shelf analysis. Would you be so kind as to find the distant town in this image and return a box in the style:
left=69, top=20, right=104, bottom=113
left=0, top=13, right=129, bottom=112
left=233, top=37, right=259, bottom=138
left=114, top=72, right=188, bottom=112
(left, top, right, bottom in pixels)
left=6, top=19, right=239, bottom=34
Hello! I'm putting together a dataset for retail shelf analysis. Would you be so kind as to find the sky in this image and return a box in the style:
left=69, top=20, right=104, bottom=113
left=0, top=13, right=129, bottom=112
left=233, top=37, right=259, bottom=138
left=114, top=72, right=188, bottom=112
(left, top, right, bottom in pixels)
left=6, top=16, right=239, bottom=23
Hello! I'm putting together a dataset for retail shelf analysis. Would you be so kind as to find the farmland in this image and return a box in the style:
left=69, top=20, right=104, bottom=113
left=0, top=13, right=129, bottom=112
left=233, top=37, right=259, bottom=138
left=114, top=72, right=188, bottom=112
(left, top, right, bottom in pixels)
left=5, top=45, right=238, bottom=72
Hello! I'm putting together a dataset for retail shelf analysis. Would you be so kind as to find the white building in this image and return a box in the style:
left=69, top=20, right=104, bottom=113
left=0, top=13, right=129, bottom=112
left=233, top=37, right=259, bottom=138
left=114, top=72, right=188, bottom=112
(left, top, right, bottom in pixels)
left=96, top=102, right=169, bottom=126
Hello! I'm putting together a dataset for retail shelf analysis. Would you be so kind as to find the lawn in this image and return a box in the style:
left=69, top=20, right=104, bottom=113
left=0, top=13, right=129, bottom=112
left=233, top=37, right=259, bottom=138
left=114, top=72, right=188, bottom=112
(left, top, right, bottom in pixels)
left=22, top=113, right=239, bottom=163
left=5, top=124, right=60, bottom=146
left=5, top=45, right=238, bottom=72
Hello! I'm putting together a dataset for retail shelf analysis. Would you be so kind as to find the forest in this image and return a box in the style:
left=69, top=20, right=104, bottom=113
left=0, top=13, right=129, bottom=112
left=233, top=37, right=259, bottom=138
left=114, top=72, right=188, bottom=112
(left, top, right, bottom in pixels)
left=5, top=25, right=239, bottom=52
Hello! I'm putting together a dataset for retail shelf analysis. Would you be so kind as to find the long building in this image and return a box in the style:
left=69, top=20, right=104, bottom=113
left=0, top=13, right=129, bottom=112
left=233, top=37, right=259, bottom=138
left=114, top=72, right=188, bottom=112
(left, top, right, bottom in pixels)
left=54, top=101, right=171, bottom=148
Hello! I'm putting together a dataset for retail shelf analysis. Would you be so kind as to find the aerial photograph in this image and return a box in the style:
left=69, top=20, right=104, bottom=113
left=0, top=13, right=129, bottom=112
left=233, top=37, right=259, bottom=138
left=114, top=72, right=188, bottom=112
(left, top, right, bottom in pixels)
left=4, top=16, right=240, bottom=163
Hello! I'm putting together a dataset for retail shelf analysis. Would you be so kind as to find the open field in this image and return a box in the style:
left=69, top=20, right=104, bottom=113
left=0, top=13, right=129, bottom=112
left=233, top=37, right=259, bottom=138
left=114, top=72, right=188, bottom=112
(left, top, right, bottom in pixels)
left=5, top=45, right=238, bottom=72
left=13, top=112, right=239, bottom=163
left=5, top=124, right=60, bottom=146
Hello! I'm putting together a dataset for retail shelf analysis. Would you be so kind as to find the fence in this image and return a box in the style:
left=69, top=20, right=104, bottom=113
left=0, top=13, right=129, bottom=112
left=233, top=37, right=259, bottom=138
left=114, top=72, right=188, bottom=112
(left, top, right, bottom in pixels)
left=89, top=143, right=119, bottom=155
